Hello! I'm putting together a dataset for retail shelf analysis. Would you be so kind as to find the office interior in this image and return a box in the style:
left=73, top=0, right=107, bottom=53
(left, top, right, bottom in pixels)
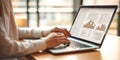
left=12, top=0, right=120, bottom=36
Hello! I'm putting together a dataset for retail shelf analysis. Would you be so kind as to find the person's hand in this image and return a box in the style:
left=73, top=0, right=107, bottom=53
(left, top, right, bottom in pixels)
left=43, top=32, right=70, bottom=49
left=42, top=27, right=70, bottom=37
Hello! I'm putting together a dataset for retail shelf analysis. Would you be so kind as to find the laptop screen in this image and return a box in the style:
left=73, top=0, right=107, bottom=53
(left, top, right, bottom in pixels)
left=70, top=5, right=117, bottom=44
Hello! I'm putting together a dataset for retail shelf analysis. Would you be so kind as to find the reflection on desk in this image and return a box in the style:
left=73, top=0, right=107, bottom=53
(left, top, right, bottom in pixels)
left=27, top=34, right=120, bottom=60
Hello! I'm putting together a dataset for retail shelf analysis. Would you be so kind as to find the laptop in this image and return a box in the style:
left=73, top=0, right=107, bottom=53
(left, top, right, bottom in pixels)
left=48, top=5, right=118, bottom=54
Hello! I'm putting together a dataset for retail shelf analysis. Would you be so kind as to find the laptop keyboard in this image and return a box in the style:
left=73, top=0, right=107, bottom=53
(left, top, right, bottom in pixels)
left=70, top=41, right=91, bottom=48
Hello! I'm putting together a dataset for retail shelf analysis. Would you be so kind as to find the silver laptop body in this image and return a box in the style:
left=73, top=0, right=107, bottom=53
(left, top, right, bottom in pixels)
left=48, top=5, right=117, bottom=54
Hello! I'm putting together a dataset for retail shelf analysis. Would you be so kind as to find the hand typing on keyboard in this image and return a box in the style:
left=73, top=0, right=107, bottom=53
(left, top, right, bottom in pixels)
left=53, top=44, right=69, bottom=49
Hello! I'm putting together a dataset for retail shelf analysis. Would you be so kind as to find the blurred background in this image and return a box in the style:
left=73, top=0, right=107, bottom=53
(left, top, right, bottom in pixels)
left=12, top=0, right=119, bottom=35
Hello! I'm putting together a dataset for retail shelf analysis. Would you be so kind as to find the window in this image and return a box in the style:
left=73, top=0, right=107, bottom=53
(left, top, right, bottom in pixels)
left=12, top=0, right=73, bottom=27
left=38, top=0, right=73, bottom=27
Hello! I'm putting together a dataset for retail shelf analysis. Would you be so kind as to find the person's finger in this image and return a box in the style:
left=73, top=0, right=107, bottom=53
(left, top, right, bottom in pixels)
left=52, top=27, right=70, bottom=37
left=62, top=28, right=71, bottom=37
left=50, top=33, right=64, bottom=38
left=60, top=39, right=71, bottom=44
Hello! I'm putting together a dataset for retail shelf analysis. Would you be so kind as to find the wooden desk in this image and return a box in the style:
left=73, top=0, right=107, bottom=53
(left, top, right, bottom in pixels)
left=27, top=34, right=120, bottom=60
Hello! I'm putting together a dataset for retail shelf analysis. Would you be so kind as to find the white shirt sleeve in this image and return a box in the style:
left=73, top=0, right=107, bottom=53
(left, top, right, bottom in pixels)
left=0, top=31, right=47, bottom=58
left=18, top=28, right=44, bottom=39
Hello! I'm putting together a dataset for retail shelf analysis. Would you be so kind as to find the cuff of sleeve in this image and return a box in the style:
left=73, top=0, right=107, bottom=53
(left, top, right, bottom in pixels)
left=31, top=40, right=47, bottom=51
left=32, top=28, right=43, bottom=38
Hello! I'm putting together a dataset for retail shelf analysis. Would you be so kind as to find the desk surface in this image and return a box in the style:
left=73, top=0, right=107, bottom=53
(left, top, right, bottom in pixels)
left=27, top=34, right=120, bottom=60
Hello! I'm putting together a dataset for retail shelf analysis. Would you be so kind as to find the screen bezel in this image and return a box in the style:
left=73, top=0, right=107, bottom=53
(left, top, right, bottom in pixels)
left=69, top=5, right=118, bottom=48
